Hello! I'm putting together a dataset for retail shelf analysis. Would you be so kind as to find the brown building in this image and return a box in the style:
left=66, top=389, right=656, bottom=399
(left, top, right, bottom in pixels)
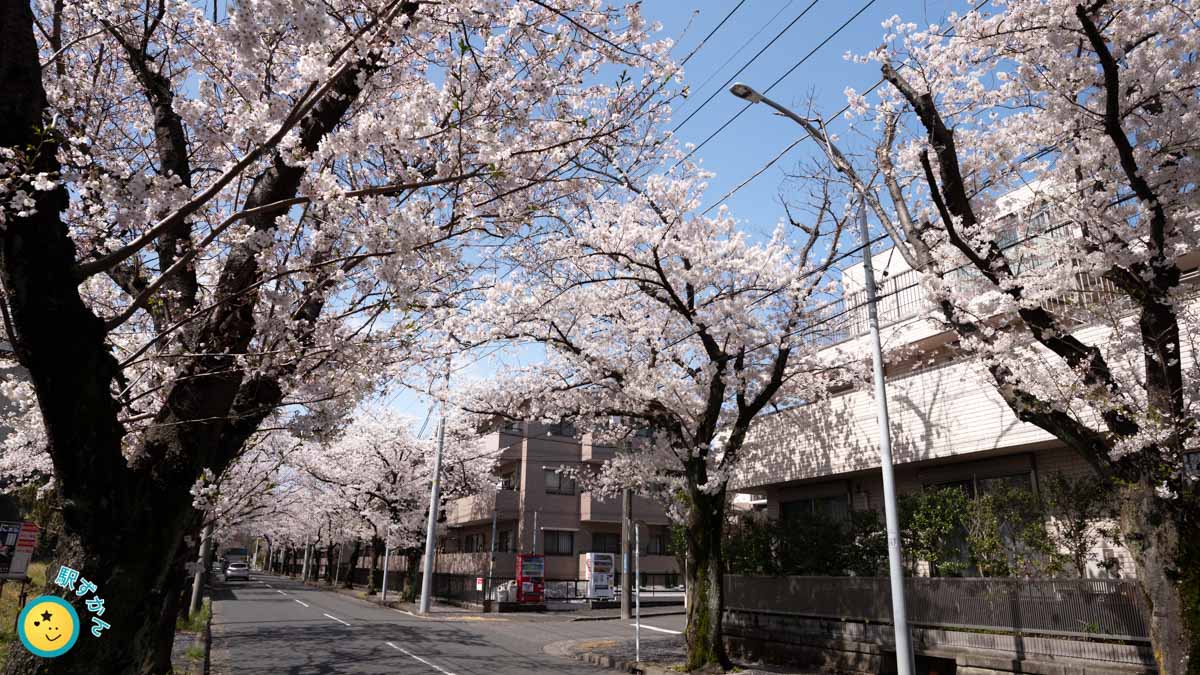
left=436, top=421, right=678, bottom=581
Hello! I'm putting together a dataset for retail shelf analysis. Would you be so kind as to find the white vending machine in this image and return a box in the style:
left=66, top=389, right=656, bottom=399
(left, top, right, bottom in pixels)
left=584, top=552, right=615, bottom=600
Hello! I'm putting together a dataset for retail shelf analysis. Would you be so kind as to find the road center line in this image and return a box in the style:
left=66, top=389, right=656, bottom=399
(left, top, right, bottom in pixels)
left=324, top=613, right=351, bottom=626
left=631, top=623, right=682, bottom=635
left=386, top=642, right=457, bottom=675
left=263, top=583, right=272, bottom=588
left=276, top=590, right=287, bottom=595
left=293, top=599, right=310, bottom=608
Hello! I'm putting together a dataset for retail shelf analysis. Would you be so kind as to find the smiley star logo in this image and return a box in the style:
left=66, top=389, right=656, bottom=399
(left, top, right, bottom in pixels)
left=18, top=596, right=79, bottom=658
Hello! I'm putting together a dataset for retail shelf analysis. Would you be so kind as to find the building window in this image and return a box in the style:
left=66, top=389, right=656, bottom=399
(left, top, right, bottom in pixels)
left=646, top=530, right=667, bottom=555
left=500, top=468, right=520, bottom=491
left=545, top=469, right=576, bottom=495
left=592, top=533, right=620, bottom=554
left=546, top=421, right=576, bottom=437
left=462, top=533, right=485, bottom=553
left=497, top=530, right=512, bottom=553
left=544, top=530, right=574, bottom=556
left=780, top=495, right=849, bottom=523
left=501, top=419, right=523, bottom=433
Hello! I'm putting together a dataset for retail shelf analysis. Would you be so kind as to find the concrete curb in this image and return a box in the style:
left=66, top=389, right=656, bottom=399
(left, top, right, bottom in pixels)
left=571, top=609, right=687, bottom=622
left=570, top=648, right=677, bottom=674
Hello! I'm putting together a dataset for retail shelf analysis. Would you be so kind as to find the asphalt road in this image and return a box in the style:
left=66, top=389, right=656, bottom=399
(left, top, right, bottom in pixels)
left=209, top=572, right=686, bottom=675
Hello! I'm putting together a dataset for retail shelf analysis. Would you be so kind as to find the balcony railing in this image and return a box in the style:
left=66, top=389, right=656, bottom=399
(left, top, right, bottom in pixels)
left=580, top=492, right=669, bottom=525
left=818, top=265, right=1143, bottom=348
left=445, top=490, right=518, bottom=527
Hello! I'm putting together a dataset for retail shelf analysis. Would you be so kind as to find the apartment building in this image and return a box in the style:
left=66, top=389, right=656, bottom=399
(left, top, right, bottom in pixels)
left=733, top=193, right=1200, bottom=579
left=436, top=421, right=678, bottom=581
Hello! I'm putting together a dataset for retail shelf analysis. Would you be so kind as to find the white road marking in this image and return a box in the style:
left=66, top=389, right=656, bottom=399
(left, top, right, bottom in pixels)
left=276, top=590, right=287, bottom=595
left=392, top=608, right=419, bottom=618
left=264, top=583, right=272, bottom=588
left=387, top=642, right=457, bottom=675
left=324, top=613, right=351, bottom=626
left=631, top=623, right=682, bottom=635
left=293, top=599, right=310, bottom=608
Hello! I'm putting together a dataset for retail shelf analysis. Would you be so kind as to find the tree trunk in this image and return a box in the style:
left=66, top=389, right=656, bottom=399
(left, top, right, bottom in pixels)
left=403, top=552, right=420, bottom=602
left=684, top=488, right=732, bottom=671
left=343, top=540, right=361, bottom=589
left=325, top=543, right=336, bottom=584
left=1120, top=482, right=1197, bottom=675
left=2, top=500, right=199, bottom=674
left=366, top=535, right=383, bottom=595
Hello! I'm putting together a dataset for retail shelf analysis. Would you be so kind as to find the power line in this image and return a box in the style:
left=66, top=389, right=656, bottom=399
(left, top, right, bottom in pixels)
left=671, top=0, right=880, bottom=171
left=671, top=0, right=822, bottom=134
left=691, top=0, right=996, bottom=204
left=674, top=0, right=800, bottom=120
left=678, top=0, right=752, bottom=68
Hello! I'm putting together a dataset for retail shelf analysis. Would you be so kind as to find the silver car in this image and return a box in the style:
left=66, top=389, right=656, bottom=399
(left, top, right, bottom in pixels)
left=225, top=562, right=250, bottom=581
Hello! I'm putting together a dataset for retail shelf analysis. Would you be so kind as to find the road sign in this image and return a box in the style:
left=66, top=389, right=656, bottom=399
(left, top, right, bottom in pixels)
left=0, top=521, right=39, bottom=579
left=475, top=577, right=483, bottom=591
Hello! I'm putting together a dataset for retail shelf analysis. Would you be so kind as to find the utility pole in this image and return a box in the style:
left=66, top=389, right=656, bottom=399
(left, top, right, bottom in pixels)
left=532, top=510, right=539, bottom=553
left=418, top=418, right=446, bottom=614
left=487, top=500, right=499, bottom=599
left=381, top=538, right=391, bottom=602
left=729, top=81, right=915, bottom=675
left=189, top=522, right=213, bottom=617
left=620, top=488, right=633, bottom=619
left=634, top=521, right=641, bottom=662
left=857, top=202, right=915, bottom=675
left=251, top=539, right=260, bottom=570
left=301, top=537, right=313, bottom=582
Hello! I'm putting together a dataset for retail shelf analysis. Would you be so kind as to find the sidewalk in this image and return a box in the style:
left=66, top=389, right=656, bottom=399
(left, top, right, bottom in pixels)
left=554, top=635, right=821, bottom=674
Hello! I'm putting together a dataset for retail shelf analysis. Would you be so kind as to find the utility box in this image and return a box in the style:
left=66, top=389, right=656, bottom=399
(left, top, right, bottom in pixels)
left=515, top=554, right=544, bottom=604
left=584, top=552, right=615, bottom=600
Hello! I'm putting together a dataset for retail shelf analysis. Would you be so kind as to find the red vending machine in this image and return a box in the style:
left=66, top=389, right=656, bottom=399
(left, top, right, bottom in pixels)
left=515, top=554, right=545, bottom=605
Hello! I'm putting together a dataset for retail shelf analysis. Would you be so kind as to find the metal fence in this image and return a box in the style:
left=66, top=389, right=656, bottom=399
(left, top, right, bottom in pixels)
left=423, top=572, right=683, bottom=604
left=725, top=576, right=1151, bottom=641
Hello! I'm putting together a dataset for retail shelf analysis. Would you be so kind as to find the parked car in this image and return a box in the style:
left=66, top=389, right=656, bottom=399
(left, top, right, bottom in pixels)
left=225, top=562, right=250, bottom=581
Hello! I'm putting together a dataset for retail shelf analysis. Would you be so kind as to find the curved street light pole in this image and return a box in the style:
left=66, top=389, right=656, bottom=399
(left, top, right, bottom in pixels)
left=728, top=82, right=915, bottom=675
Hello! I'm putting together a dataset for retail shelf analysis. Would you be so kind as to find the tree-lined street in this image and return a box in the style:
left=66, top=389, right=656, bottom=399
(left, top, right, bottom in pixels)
left=1, top=0, right=1197, bottom=673
left=209, top=573, right=683, bottom=674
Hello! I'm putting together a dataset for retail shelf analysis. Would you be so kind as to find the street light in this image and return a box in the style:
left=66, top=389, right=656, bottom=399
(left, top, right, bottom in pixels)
left=730, top=82, right=916, bottom=675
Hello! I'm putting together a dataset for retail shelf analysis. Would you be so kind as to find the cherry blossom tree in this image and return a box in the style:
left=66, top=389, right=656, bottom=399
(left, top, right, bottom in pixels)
left=288, top=406, right=490, bottom=595
left=442, top=165, right=846, bottom=670
left=815, top=1, right=1200, bottom=670
left=0, top=0, right=675, bottom=671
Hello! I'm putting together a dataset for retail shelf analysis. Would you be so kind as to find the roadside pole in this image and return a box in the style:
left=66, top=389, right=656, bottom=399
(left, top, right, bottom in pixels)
left=301, top=538, right=311, bottom=582
left=189, top=522, right=213, bottom=616
left=858, top=203, right=915, bottom=674
left=532, top=510, right=539, bottom=552
left=251, top=539, right=260, bottom=570
left=634, top=522, right=641, bottom=663
left=381, top=540, right=391, bottom=602
left=487, top=503, right=498, bottom=600
left=726, top=81, right=916, bottom=675
left=621, top=488, right=632, bottom=620
left=418, top=418, right=446, bottom=614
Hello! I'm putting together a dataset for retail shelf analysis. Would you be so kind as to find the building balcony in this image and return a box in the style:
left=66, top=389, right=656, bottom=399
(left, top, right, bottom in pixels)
left=434, top=551, right=517, bottom=577
left=581, top=434, right=615, bottom=463
left=477, top=431, right=524, bottom=462
left=445, top=490, right=519, bottom=527
left=580, top=492, right=669, bottom=525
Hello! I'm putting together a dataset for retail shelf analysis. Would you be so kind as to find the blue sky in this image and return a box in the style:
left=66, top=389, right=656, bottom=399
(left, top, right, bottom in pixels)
left=387, top=0, right=973, bottom=425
